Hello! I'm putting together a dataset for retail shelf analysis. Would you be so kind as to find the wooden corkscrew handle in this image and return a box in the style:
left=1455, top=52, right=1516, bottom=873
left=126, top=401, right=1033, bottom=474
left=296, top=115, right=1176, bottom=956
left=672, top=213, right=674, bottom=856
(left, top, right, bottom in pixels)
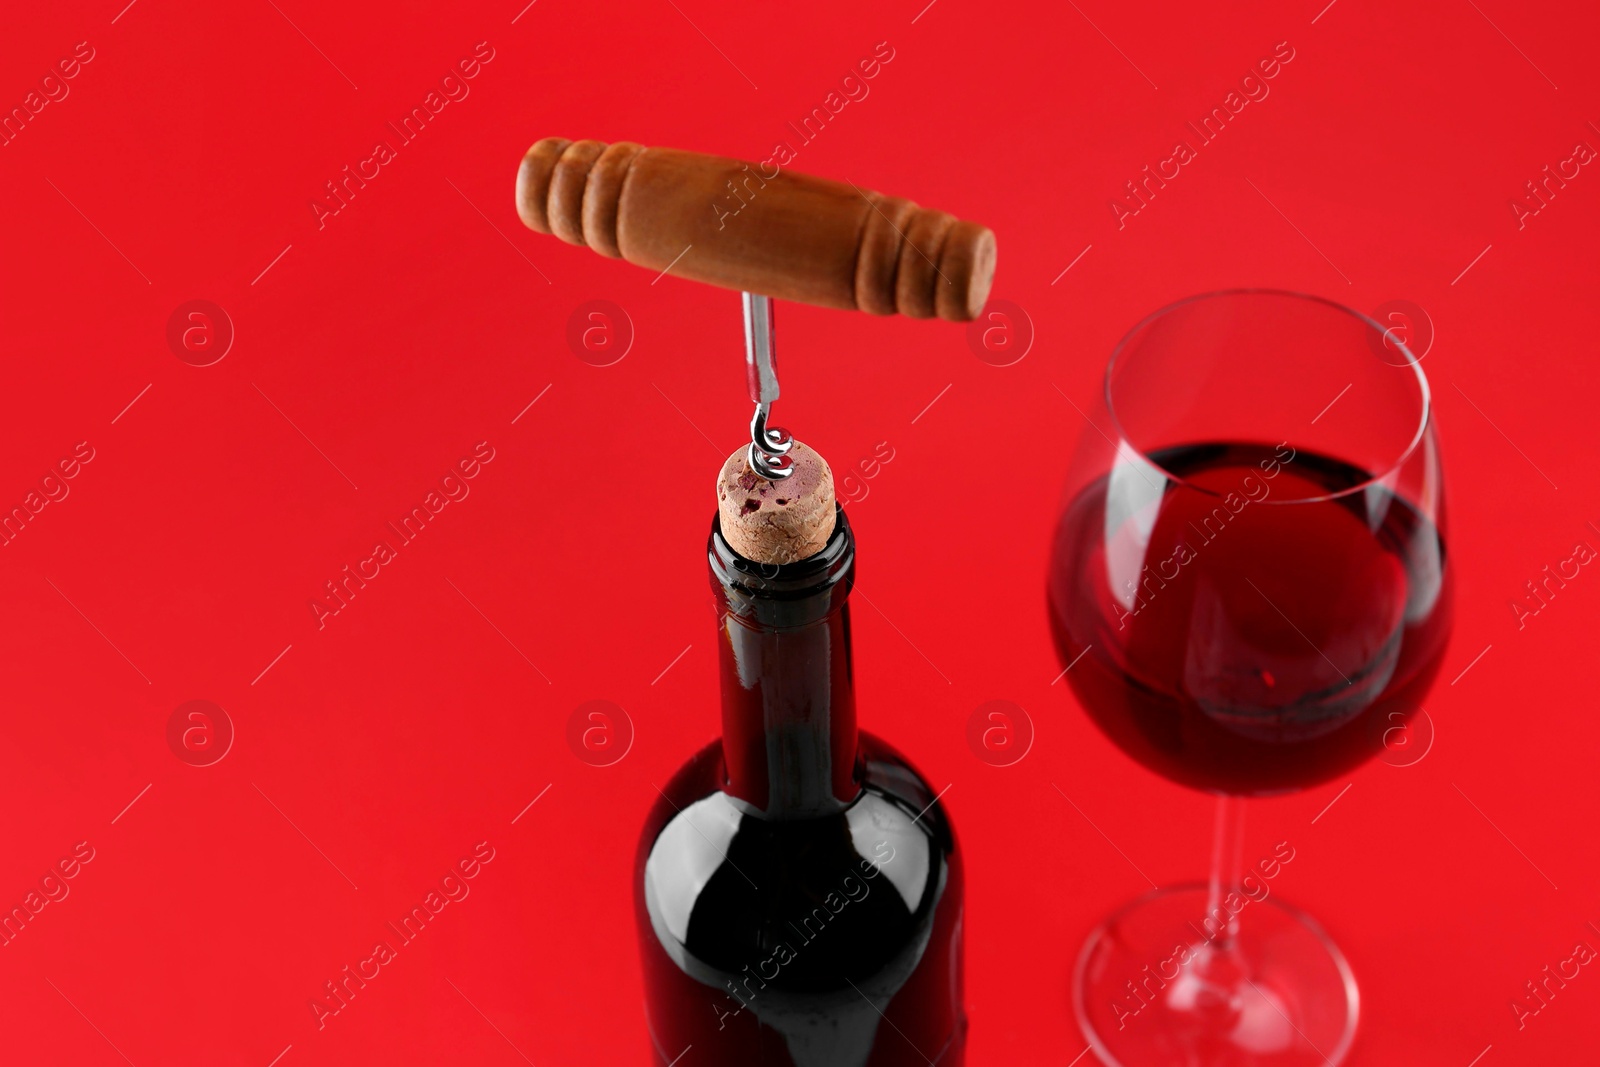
left=516, top=138, right=997, bottom=322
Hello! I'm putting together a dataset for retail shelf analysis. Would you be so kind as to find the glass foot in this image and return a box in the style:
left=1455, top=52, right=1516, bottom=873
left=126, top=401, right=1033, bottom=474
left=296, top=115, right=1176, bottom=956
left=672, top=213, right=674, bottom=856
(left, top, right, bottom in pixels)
left=1073, top=884, right=1358, bottom=1066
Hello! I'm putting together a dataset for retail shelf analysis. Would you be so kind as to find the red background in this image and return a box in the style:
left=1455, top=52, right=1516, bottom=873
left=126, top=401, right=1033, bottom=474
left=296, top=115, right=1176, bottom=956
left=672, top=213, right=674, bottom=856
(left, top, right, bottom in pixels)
left=1, top=0, right=1597, bottom=1063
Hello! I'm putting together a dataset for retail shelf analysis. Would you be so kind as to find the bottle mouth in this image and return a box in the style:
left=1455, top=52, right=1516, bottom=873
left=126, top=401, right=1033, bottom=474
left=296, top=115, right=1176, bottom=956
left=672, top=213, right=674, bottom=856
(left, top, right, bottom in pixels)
left=710, top=505, right=854, bottom=625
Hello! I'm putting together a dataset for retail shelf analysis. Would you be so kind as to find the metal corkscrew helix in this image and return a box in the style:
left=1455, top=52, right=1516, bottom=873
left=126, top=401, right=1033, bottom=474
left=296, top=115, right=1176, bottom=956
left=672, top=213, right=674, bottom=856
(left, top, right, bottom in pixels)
left=743, top=292, right=794, bottom=481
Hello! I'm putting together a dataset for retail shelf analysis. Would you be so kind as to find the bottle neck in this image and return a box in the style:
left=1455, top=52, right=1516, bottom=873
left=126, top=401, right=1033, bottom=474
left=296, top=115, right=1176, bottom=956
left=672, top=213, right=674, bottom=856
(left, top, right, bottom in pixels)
left=708, top=507, right=860, bottom=820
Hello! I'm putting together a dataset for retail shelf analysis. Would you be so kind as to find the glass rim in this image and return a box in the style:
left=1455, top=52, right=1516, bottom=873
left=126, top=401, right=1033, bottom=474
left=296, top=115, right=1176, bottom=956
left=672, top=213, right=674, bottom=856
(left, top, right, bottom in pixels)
left=1102, top=288, right=1434, bottom=505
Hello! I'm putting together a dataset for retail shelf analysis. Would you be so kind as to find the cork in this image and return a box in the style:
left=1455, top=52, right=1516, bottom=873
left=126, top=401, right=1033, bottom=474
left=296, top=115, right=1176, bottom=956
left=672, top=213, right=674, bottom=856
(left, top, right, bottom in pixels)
left=716, top=441, right=836, bottom=564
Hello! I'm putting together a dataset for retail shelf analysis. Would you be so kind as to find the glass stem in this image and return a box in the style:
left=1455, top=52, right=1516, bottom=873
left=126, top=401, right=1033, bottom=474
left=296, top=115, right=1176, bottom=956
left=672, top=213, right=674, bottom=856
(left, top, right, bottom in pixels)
left=1204, top=794, right=1247, bottom=952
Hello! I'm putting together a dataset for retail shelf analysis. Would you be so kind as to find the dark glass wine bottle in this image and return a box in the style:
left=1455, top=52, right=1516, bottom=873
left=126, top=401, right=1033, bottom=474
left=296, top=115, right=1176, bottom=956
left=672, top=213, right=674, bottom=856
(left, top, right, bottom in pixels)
left=635, top=507, right=965, bottom=1066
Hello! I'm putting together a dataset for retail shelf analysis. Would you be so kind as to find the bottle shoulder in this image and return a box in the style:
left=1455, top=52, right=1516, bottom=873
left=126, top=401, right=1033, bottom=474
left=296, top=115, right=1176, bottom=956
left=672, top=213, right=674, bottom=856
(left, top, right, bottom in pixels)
left=637, top=732, right=959, bottom=990
left=643, top=732, right=953, bottom=832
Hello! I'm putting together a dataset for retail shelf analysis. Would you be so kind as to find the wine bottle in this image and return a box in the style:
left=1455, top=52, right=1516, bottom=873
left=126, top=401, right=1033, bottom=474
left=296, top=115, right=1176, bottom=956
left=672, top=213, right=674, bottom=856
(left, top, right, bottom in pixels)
left=634, top=503, right=965, bottom=1066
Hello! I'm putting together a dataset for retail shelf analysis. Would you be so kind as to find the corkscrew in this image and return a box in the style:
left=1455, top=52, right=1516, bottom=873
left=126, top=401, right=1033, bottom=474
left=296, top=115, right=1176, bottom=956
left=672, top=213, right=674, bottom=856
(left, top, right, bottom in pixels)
left=514, top=135, right=997, bottom=482
left=742, top=292, right=793, bottom=481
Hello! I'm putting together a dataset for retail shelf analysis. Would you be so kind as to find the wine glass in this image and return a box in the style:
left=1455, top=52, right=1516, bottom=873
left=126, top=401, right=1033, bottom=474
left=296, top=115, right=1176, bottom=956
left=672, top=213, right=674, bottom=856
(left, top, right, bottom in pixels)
left=1048, top=290, right=1451, bottom=1066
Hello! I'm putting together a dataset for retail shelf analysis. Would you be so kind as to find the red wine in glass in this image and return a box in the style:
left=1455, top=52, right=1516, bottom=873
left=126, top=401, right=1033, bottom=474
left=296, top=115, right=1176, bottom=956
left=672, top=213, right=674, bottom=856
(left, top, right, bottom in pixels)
left=1050, top=440, right=1452, bottom=796
left=1050, top=291, right=1452, bottom=1067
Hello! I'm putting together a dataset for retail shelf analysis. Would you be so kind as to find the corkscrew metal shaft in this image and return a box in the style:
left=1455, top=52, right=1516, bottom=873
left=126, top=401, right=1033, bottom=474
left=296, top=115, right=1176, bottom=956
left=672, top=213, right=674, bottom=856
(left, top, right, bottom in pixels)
left=744, top=292, right=794, bottom=480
